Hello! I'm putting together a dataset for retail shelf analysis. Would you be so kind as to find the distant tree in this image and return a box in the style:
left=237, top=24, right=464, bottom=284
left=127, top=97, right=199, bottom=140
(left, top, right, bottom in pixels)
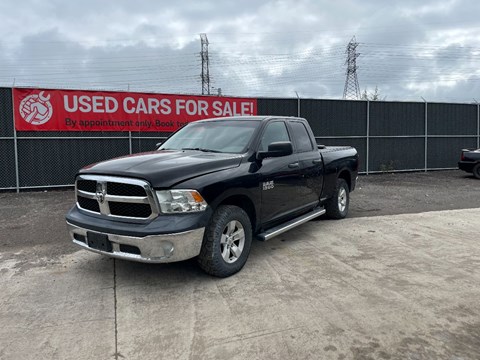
left=361, top=86, right=385, bottom=101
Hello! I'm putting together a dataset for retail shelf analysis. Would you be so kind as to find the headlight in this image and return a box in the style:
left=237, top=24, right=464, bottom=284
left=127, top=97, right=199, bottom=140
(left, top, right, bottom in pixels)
left=155, top=189, right=208, bottom=213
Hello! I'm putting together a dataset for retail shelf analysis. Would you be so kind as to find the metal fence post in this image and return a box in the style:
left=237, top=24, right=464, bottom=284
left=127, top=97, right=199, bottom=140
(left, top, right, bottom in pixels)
left=477, top=102, right=480, bottom=149
left=422, top=97, right=428, bottom=172
left=294, top=91, right=300, bottom=117
left=11, top=88, right=20, bottom=192
left=366, top=100, right=370, bottom=175
left=129, top=131, right=132, bottom=154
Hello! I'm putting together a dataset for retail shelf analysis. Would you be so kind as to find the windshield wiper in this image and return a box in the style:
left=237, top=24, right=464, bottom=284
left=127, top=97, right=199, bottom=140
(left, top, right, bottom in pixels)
left=181, top=147, right=223, bottom=153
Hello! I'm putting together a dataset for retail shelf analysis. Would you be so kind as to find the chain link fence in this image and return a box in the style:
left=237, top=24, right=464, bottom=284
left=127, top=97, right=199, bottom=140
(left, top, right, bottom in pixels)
left=1, top=87, right=479, bottom=191
left=259, top=97, right=480, bottom=174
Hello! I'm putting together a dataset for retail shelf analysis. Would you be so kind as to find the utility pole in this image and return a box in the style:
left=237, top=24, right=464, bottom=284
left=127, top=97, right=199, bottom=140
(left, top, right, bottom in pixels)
left=200, top=33, right=210, bottom=95
left=343, top=36, right=361, bottom=100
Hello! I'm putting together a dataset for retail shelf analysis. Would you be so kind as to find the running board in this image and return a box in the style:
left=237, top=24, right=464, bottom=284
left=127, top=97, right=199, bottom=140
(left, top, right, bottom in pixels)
left=256, top=207, right=326, bottom=241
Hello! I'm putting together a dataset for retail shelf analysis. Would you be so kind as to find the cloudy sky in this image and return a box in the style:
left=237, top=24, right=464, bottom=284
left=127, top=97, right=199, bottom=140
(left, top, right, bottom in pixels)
left=0, top=0, right=479, bottom=102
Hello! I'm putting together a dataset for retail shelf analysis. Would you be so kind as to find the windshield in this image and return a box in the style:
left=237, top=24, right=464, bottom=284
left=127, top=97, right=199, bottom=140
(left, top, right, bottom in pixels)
left=159, top=120, right=260, bottom=153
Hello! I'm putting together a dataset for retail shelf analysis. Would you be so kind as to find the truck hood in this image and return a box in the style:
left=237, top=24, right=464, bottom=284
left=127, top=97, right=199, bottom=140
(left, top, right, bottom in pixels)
left=80, top=150, right=243, bottom=188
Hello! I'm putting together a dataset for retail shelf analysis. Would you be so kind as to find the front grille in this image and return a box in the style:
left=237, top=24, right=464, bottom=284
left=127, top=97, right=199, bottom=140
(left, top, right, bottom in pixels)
left=77, top=179, right=97, bottom=193
left=75, top=175, right=158, bottom=221
left=109, top=202, right=152, bottom=218
left=107, top=182, right=147, bottom=197
left=77, top=197, right=100, bottom=213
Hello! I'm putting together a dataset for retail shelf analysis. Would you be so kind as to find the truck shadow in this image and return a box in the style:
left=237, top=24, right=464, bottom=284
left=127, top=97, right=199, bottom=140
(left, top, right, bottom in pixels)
left=113, top=257, right=206, bottom=285
left=110, top=233, right=299, bottom=287
left=85, top=229, right=312, bottom=289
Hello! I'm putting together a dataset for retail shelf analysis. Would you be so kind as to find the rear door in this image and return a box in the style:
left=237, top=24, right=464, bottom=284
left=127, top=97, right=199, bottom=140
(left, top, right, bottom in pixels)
left=287, top=120, right=324, bottom=207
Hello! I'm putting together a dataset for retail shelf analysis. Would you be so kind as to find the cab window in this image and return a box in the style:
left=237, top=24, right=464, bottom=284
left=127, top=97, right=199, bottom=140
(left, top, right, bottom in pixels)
left=259, top=121, right=290, bottom=151
left=290, top=121, right=314, bottom=152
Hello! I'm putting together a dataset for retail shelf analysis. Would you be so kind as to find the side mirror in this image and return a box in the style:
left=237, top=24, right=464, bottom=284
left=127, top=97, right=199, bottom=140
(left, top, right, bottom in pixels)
left=156, top=141, right=164, bottom=150
left=257, top=141, right=293, bottom=160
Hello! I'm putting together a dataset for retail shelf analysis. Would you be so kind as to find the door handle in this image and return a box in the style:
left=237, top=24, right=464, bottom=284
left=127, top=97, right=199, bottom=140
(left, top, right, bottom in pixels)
left=288, top=162, right=300, bottom=168
left=312, top=159, right=322, bottom=164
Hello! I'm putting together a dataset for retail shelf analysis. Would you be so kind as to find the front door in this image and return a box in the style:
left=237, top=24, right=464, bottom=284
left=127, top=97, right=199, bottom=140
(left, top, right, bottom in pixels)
left=258, top=120, right=303, bottom=225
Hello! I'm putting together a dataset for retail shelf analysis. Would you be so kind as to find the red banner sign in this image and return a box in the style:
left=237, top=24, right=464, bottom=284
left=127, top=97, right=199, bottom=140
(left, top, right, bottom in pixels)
left=13, top=88, right=257, bottom=132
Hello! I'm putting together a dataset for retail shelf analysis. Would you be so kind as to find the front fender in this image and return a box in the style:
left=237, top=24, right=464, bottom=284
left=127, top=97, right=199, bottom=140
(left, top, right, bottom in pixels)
left=173, top=167, right=262, bottom=231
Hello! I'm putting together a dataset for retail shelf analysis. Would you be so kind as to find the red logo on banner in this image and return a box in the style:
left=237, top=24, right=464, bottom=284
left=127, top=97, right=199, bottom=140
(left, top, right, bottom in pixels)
left=13, top=88, right=257, bottom=132
left=19, top=91, right=53, bottom=125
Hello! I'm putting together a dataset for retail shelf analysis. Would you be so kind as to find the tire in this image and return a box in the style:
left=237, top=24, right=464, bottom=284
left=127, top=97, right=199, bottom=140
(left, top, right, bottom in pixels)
left=198, top=205, right=252, bottom=277
left=473, top=163, right=480, bottom=179
left=325, top=178, right=350, bottom=219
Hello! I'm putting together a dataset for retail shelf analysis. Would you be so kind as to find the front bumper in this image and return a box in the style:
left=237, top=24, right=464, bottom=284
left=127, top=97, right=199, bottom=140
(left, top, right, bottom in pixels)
left=66, top=206, right=211, bottom=263
left=67, top=222, right=205, bottom=263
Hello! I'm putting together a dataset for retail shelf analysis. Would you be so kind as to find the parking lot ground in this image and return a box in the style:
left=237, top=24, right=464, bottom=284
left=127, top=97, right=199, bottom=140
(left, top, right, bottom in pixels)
left=351, top=169, right=480, bottom=218
left=1, top=170, right=479, bottom=261
left=1, top=205, right=480, bottom=359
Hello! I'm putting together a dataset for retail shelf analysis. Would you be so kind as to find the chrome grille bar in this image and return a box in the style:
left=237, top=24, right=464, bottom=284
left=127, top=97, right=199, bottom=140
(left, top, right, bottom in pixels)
left=75, top=174, right=159, bottom=221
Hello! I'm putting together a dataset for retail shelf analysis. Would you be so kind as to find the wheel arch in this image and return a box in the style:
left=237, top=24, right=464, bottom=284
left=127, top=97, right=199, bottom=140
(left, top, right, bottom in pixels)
left=210, top=191, right=258, bottom=233
left=337, top=168, right=352, bottom=191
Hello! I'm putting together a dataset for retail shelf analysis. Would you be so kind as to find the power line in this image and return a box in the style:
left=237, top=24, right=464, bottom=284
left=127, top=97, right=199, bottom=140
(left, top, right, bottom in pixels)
left=1, top=36, right=479, bottom=101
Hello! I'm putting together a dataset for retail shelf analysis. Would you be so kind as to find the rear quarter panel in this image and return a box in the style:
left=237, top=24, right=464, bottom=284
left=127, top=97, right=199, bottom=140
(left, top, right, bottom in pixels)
left=320, top=147, right=359, bottom=199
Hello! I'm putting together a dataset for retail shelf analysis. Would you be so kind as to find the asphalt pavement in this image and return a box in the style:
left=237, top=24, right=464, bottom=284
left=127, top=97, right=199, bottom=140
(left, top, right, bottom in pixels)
left=0, top=170, right=479, bottom=359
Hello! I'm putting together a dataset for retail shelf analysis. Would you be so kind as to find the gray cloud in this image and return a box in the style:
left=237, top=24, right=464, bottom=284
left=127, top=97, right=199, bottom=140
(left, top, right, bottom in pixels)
left=0, top=0, right=479, bottom=102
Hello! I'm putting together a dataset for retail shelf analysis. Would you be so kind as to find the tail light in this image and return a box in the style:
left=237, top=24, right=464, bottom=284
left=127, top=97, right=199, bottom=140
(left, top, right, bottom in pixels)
left=461, top=152, right=465, bottom=161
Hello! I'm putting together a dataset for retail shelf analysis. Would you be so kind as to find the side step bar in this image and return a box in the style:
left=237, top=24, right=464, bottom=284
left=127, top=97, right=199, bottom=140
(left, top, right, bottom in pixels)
left=256, top=207, right=326, bottom=241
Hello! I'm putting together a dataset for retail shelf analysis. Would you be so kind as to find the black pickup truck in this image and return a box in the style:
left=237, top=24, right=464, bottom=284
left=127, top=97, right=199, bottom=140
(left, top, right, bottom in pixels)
left=66, top=116, right=358, bottom=277
left=458, top=148, right=480, bottom=179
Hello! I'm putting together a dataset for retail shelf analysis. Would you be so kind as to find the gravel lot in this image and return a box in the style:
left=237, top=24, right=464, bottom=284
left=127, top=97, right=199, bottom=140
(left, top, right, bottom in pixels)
left=1, top=169, right=478, bottom=262
left=350, top=170, right=480, bottom=218
left=0, top=170, right=479, bottom=359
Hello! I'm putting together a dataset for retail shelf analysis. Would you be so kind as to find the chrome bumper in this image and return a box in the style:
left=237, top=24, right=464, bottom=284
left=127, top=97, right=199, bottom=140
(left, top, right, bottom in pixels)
left=66, top=222, right=205, bottom=263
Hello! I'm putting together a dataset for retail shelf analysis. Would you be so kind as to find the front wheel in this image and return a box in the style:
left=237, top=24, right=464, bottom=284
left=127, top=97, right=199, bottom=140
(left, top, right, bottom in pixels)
left=473, top=163, right=480, bottom=179
left=325, top=178, right=350, bottom=219
left=198, top=205, right=252, bottom=277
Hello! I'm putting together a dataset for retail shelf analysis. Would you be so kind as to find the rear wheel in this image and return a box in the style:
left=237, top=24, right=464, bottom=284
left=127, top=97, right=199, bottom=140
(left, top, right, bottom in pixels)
left=325, top=178, right=350, bottom=219
left=198, top=205, right=252, bottom=277
left=473, top=163, right=480, bottom=179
